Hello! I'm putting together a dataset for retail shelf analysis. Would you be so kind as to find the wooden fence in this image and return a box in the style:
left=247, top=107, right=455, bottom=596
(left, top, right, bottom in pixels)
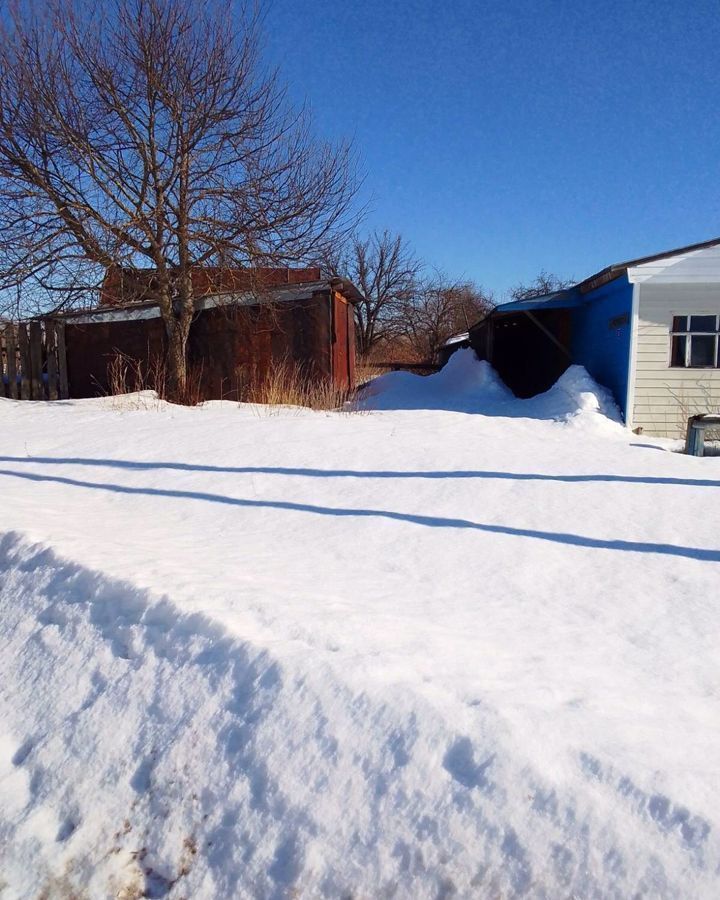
left=0, top=320, right=69, bottom=400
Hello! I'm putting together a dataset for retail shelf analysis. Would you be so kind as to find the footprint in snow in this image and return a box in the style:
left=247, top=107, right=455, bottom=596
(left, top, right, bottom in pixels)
left=11, top=737, right=35, bottom=767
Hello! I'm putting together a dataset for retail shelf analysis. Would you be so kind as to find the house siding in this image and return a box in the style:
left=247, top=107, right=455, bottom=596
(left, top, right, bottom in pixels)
left=631, top=282, right=720, bottom=437
left=570, top=276, right=633, bottom=419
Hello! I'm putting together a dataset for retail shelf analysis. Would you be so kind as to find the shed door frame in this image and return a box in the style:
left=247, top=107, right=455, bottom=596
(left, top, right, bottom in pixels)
left=331, top=292, right=352, bottom=388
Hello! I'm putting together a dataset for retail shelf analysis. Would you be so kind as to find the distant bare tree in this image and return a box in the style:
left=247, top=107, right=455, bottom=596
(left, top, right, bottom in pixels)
left=324, top=230, right=421, bottom=356
left=402, top=278, right=492, bottom=360
left=0, top=0, right=358, bottom=393
left=509, top=270, right=575, bottom=302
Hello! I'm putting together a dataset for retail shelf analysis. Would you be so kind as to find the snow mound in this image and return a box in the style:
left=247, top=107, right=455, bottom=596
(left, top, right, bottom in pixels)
left=2, top=532, right=717, bottom=898
left=365, top=349, right=621, bottom=426
left=520, top=364, right=623, bottom=425
left=364, top=350, right=514, bottom=412
left=549, top=364, right=622, bottom=418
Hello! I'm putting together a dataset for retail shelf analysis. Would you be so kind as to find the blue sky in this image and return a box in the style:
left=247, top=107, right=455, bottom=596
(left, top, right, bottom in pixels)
left=265, top=0, right=720, bottom=298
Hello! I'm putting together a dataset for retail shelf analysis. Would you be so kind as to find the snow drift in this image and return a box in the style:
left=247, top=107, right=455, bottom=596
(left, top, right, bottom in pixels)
left=2, top=533, right=716, bottom=899
left=364, top=349, right=622, bottom=424
left=364, top=351, right=514, bottom=412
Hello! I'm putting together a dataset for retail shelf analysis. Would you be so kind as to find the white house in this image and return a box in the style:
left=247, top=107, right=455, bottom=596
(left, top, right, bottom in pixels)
left=469, top=238, right=720, bottom=437
left=627, top=242, right=720, bottom=436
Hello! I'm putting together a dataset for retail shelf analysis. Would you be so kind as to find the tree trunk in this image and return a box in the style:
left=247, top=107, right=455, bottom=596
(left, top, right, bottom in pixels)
left=166, top=319, right=189, bottom=399
left=156, top=264, right=193, bottom=402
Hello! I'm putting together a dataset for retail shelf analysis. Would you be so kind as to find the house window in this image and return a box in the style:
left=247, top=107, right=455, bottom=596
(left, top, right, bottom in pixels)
left=670, top=315, right=720, bottom=368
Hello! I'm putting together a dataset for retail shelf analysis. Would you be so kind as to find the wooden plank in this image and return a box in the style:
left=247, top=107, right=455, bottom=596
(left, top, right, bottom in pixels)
left=29, top=320, right=43, bottom=400
left=56, top=320, right=69, bottom=399
left=0, top=331, right=5, bottom=398
left=46, top=320, right=58, bottom=400
left=17, top=324, right=31, bottom=400
left=5, top=325, right=18, bottom=399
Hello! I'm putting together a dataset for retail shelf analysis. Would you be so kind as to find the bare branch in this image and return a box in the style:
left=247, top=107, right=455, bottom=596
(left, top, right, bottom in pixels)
left=322, top=230, right=421, bottom=355
left=0, top=0, right=361, bottom=392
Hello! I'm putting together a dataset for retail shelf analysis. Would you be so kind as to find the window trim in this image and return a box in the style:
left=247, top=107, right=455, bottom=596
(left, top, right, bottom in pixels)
left=669, top=313, right=720, bottom=369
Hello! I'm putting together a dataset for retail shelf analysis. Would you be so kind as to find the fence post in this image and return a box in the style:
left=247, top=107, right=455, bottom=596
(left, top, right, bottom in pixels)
left=5, top=325, right=18, bottom=399
left=56, top=320, right=69, bottom=399
left=18, top=323, right=31, bottom=400
left=0, top=329, right=5, bottom=398
left=46, top=320, right=59, bottom=400
left=29, top=320, right=43, bottom=400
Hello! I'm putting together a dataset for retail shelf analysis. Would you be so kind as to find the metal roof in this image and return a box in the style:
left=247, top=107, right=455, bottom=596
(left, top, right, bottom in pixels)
left=577, top=236, right=720, bottom=293
left=440, top=331, right=470, bottom=347
left=57, top=277, right=364, bottom=324
left=491, top=288, right=584, bottom=315
left=483, top=236, right=720, bottom=322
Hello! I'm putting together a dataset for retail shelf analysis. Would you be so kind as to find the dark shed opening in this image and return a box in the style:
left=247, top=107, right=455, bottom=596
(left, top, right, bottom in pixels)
left=470, top=308, right=572, bottom=398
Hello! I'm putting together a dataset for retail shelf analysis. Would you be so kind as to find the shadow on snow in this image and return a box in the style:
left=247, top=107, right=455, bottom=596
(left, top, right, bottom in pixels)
left=0, top=455, right=718, bottom=488
left=0, top=465, right=718, bottom=562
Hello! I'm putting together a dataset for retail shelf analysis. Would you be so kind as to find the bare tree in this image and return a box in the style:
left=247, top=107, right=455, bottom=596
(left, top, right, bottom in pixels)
left=402, top=277, right=492, bottom=360
left=0, top=0, right=358, bottom=393
left=324, top=230, right=421, bottom=356
left=509, top=270, right=574, bottom=302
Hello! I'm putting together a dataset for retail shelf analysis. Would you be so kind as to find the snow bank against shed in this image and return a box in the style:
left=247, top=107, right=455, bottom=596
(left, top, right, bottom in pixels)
left=365, top=349, right=622, bottom=424
left=365, top=351, right=513, bottom=412
left=522, top=364, right=622, bottom=424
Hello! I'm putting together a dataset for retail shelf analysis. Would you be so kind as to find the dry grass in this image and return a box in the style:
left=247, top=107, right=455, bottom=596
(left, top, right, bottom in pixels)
left=106, top=350, right=204, bottom=408
left=104, top=352, right=367, bottom=413
left=356, top=360, right=391, bottom=386
left=361, top=338, right=426, bottom=365
left=247, top=360, right=359, bottom=412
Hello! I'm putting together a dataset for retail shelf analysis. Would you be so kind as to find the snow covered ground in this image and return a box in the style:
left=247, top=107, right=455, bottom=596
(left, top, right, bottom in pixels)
left=1, top=351, right=719, bottom=898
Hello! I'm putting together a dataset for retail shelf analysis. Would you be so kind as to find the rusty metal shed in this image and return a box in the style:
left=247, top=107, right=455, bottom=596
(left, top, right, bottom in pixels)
left=59, top=274, right=362, bottom=400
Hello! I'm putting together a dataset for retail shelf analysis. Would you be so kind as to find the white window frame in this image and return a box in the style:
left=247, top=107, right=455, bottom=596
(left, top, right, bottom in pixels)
left=669, top=314, right=720, bottom=369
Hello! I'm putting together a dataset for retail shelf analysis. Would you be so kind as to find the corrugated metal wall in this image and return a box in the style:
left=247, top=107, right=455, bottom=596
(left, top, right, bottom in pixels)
left=63, top=292, right=353, bottom=400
